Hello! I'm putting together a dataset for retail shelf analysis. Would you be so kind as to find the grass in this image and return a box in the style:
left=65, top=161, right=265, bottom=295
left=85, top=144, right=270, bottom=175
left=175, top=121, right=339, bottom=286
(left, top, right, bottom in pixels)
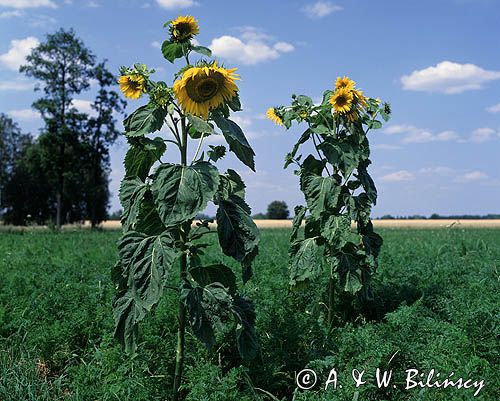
left=0, top=228, right=498, bottom=400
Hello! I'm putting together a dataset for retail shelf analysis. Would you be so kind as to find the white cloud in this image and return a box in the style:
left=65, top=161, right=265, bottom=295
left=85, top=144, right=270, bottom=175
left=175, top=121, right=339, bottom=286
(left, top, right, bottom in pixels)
left=373, top=144, right=401, bottom=150
left=468, top=127, right=496, bottom=143
left=71, top=99, right=96, bottom=116
left=210, top=27, right=294, bottom=65
left=0, top=0, right=57, bottom=8
left=151, top=41, right=161, bottom=49
left=0, top=36, right=39, bottom=71
left=486, top=103, right=500, bottom=113
left=0, top=79, right=34, bottom=91
left=380, top=170, right=414, bottom=182
left=29, top=14, right=56, bottom=27
left=385, top=124, right=459, bottom=143
left=0, top=10, right=22, bottom=17
left=456, top=171, right=488, bottom=183
left=155, top=0, right=197, bottom=9
left=87, top=0, right=99, bottom=7
left=401, top=61, right=500, bottom=94
left=419, top=166, right=455, bottom=176
left=8, top=108, right=40, bottom=120
left=303, top=1, right=342, bottom=18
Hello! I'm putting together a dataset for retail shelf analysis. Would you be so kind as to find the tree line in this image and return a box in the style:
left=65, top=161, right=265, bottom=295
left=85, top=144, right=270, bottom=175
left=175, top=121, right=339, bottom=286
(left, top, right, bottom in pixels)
left=0, top=29, right=125, bottom=228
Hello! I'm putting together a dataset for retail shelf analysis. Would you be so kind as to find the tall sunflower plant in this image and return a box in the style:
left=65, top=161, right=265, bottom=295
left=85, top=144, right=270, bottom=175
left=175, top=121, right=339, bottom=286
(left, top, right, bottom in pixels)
left=267, top=77, right=391, bottom=329
left=113, top=16, right=260, bottom=400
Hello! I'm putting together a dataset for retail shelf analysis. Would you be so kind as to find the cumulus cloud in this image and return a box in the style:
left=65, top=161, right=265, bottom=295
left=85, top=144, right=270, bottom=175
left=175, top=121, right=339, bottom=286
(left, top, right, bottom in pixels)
left=401, top=61, right=500, bottom=94
left=486, top=103, right=500, bottom=113
left=0, top=36, right=39, bottom=71
left=71, top=99, right=97, bottom=116
left=8, top=108, right=40, bottom=120
left=455, top=171, right=488, bottom=183
left=303, top=1, right=342, bottom=18
left=380, top=170, right=414, bottom=182
left=155, top=0, right=197, bottom=9
left=468, top=127, right=496, bottom=143
left=373, top=144, right=401, bottom=150
left=0, top=10, right=22, bottom=17
left=210, top=27, right=294, bottom=65
left=0, top=79, right=34, bottom=91
left=384, top=124, right=459, bottom=143
left=0, top=0, right=57, bottom=8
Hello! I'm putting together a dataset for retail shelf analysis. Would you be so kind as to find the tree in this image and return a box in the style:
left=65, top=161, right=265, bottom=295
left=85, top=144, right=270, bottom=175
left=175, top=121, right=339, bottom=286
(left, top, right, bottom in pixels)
left=20, top=29, right=96, bottom=228
left=267, top=200, right=290, bottom=219
left=0, top=114, right=32, bottom=218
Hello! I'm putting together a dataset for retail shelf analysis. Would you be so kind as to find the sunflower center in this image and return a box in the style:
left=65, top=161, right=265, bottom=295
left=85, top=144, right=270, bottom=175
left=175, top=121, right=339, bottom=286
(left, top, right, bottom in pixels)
left=186, top=72, right=224, bottom=103
left=336, top=95, right=347, bottom=107
left=174, top=22, right=192, bottom=38
left=128, top=80, right=141, bottom=91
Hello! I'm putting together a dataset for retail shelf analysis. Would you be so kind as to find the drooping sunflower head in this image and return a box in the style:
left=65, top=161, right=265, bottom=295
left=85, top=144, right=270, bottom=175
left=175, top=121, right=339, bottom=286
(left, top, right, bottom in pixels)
left=266, top=107, right=283, bottom=126
left=150, top=81, right=172, bottom=107
left=169, top=15, right=200, bottom=42
left=335, top=76, right=355, bottom=91
left=329, top=87, right=353, bottom=114
left=352, top=88, right=368, bottom=108
left=173, top=62, right=239, bottom=119
left=118, top=74, right=146, bottom=100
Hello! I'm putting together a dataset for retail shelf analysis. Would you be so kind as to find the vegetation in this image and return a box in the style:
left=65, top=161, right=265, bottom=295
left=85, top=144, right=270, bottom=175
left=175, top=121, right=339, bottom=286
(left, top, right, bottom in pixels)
left=266, top=200, right=290, bottom=219
left=0, top=228, right=498, bottom=400
left=114, top=16, right=259, bottom=400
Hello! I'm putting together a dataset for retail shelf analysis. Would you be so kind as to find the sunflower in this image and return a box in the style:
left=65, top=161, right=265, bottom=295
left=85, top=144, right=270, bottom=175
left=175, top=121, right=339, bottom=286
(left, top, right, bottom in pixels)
left=335, top=76, right=355, bottom=91
left=173, top=62, right=239, bottom=119
left=329, top=87, right=353, bottom=114
left=170, top=15, right=200, bottom=42
left=352, top=89, right=368, bottom=108
left=346, top=111, right=359, bottom=122
left=118, top=74, right=146, bottom=100
left=267, top=108, right=283, bottom=126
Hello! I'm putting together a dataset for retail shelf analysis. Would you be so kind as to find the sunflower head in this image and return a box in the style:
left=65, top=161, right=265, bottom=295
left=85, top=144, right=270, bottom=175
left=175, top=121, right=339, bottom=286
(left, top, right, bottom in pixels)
left=150, top=81, right=171, bottom=107
left=352, top=89, right=368, bottom=108
left=173, top=61, right=239, bottom=119
left=335, top=76, right=355, bottom=91
left=267, top=108, right=283, bottom=126
left=329, top=87, right=353, bottom=114
left=118, top=74, right=146, bottom=100
left=169, top=15, right=200, bottom=42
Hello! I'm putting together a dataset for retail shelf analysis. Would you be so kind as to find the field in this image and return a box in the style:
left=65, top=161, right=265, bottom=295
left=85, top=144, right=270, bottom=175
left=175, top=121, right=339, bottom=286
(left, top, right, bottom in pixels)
left=0, top=228, right=498, bottom=400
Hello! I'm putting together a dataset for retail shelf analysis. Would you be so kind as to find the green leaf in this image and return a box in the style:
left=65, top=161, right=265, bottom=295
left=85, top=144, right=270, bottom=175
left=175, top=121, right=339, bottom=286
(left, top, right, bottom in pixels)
left=367, top=120, right=382, bottom=130
left=321, top=214, right=351, bottom=249
left=284, top=129, right=311, bottom=168
left=296, top=95, right=313, bottom=106
left=300, top=172, right=342, bottom=218
left=319, top=139, right=360, bottom=177
left=216, top=195, right=259, bottom=282
left=212, top=111, right=256, bottom=171
left=125, top=137, right=166, bottom=180
left=190, top=264, right=237, bottom=295
left=187, top=113, right=214, bottom=138
left=357, top=162, right=377, bottom=204
left=231, top=296, right=259, bottom=360
left=322, top=90, right=333, bottom=105
left=113, top=232, right=177, bottom=353
left=124, top=104, right=167, bottom=137
left=217, top=169, right=246, bottom=200
left=227, top=95, right=242, bottom=112
left=151, top=162, right=219, bottom=227
left=161, top=40, right=184, bottom=63
left=191, top=45, right=212, bottom=57
left=289, top=237, right=322, bottom=285
left=119, top=178, right=148, bottom=231
left=291, top=205, right=306, bottom=242
left=180, top=282, right=216, bottom=350
left=335, top=252, right=363, bottom=294
left=207, top=145, right=226, bottom=163
left=135, top=191, right=165, bottom=236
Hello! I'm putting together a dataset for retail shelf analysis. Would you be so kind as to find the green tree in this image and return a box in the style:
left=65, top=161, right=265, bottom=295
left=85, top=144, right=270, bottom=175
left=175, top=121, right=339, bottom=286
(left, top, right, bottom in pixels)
left=266, top=200, right=290, bottom=219
left=20, top=29, right=96, bottom=228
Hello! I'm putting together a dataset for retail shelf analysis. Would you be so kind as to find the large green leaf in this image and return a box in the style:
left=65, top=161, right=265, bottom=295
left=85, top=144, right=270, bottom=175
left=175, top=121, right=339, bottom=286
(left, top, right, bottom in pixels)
left=300, top=173, right=342, bottom=218
left=135, top=192, right=165, bottom=236
left=190, top=264, right=237, bottom=295
left=289, top=237, right=322, bottom=285
left=217, top=169, right=246, bottom=200
left=161, top=40, right=184, bottom=63
left=357, top=162, right=377, bottom=204
left=321, top=214, right=352, bottom=249
left=319, top=139, right=360, bottom=177
left=151, top=162, right=219, bottom=227
left=191, top=45, right=212, bottom=57
left=119, top=178, right=148, bottom=231
left=113, top=232, right=177, bottom=353
left=216, top=195, right=259, bottom=265
left=335, top=252, right=363, bottom=294
left=124, top=104, right=167, bottom=137
left=125, top=137, right=166, bottom=180
left=231, top=295, right=259, bottom=360
left=291, top=205, right=306, bottom=242
left=187, top=113, right=214, bottom=139
left=212, top=111, right=255, bottom=171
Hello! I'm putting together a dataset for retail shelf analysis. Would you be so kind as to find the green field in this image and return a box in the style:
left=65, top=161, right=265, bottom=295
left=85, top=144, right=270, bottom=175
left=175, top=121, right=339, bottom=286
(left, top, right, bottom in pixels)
left=0, top=228, right=498, bottom=400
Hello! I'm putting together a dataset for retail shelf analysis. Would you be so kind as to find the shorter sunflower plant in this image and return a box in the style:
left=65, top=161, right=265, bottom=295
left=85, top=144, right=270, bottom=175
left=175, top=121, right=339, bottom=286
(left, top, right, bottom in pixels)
left=113, top=16, right=260, bottom=401
left=267, top=77, right=391, bottom=329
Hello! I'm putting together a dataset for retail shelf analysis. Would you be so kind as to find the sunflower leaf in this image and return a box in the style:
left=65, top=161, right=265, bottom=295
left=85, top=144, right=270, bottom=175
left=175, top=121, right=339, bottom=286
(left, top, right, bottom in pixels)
left=125, top=137, right=166, bottom=180
left=119, top=177, right=148, bottom=231
left=151, top=162, right=220, bottom=227
left=161, top=40, right=184, bottom=63
left=212, top=111, right=256, bottom=171
left=191, top=45, right=212, bottom=57
left=124, top=104, right=167, bottom=137
left=187, top=114, right=214, bottom=138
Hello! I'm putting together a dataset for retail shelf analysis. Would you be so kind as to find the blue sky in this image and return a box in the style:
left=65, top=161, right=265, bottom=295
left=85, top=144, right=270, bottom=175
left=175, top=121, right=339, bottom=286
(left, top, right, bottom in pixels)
left=1, top=0, right=499, bottom=216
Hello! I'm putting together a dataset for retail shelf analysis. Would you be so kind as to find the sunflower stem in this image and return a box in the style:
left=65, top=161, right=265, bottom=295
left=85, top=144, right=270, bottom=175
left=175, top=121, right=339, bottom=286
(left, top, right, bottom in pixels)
left=191, top=132, right=205, bottom=164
